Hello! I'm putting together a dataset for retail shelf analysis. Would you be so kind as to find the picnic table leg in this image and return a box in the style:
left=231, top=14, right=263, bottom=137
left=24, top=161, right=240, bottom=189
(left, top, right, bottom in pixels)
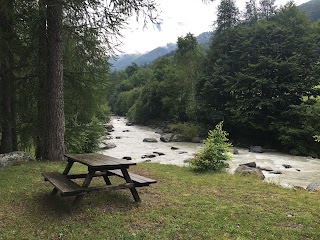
left=103, top=174, right=112, bottom=185
left=70, top=168, right=95, bottom=211
left=51, top=161, right=74, bottom=196
left=121, top=169, right=141, bottom=202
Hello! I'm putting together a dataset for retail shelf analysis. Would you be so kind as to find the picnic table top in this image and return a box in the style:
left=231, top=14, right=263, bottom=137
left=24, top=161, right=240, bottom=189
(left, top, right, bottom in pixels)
left=64, top=153, right=136, bottom=170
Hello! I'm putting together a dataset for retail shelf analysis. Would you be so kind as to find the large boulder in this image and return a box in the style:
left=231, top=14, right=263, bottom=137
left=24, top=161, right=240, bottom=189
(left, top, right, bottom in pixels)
left=191, top=137, right=202, bottom=143
left=306, top=182, right=320, bottom=192
left=235, top=165, right=265, bottom=180
left=249, top=146, right=264, bottom=153
left=143, top=138, right=158, bottom=143
left=171, top=134, right=189, bottom=142
left=240, top=162, right=257, bottom=168
left=100, top=142, right=117, bottom=149
left=105, top=124, right=114, bottom=132
left=0, top=151, right=35, bottom=168
left=160, top=133, right=173, bottom=142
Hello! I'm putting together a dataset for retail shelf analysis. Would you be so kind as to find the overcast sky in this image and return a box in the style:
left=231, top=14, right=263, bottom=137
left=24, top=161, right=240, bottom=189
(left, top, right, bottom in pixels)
left=119, top=0, right=309, bottom=54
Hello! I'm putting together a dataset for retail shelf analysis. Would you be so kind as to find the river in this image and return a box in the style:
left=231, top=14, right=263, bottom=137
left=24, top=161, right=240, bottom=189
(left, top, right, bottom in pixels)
left=100, top=116, right=320, bottom=188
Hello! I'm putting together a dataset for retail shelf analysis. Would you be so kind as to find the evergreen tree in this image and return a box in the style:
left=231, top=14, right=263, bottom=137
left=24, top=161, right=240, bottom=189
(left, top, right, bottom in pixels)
left=243, top=0, right=258, bottom=23
left=216, top=0, right=239, bottom=33
left=259, top=0, right=277, bottom=19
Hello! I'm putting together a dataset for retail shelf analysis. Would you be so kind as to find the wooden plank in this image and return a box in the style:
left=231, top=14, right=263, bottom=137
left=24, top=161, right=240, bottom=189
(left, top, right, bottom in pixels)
left=66, top=172, right=107, bottom=179
left=107, top=169, right=157, bottom=186
left=42, top=172, right=86, bottom=196
left=85, top=183, right=135, bottom=192
left=64, top=153, right=136, bottom=169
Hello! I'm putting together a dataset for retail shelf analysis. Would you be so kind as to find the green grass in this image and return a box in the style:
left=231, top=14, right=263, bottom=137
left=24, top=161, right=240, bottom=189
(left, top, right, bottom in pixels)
left=0, top=161, right=320, bottom=240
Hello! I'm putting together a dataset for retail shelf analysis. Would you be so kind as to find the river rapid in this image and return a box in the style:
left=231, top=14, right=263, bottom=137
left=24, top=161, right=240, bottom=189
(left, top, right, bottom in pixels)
left=100, top=116, right=320, bottom=188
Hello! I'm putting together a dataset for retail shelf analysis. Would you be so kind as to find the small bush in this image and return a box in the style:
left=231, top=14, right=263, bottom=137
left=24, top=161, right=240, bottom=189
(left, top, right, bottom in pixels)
left=190, top=121, right=232, bottom=171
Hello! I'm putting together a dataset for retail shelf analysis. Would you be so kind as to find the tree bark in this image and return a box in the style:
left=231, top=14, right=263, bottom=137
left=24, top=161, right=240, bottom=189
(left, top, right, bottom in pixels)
left=36, top=0, right=48, bottom=159
left=45, top=0, right=65, bottom=160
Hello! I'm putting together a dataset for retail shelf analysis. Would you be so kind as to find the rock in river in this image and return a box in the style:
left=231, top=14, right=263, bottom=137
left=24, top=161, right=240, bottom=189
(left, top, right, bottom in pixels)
left=143, top=138, right=158, bottom=143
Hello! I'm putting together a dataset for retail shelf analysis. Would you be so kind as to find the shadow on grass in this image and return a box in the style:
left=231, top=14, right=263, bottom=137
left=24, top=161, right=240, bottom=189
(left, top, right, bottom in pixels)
left=31, top=190, right=139, bottom=218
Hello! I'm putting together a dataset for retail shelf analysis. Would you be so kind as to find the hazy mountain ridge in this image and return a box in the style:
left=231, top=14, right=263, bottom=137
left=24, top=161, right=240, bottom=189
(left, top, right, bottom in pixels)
left=298, top=0, right=320, bottom=22
left=110, top=0, right=319, bottom=71
left=109, top=32, right=213, bottom=70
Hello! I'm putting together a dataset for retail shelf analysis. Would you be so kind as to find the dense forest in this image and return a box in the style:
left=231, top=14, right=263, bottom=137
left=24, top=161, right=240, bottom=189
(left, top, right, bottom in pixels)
left=109, top=0, right=320, bottom=157
left=0, top=0, right=319, bottom=159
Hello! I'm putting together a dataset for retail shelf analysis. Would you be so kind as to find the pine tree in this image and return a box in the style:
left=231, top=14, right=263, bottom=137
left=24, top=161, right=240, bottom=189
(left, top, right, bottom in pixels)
left=216, top=0, right=240, bottom=33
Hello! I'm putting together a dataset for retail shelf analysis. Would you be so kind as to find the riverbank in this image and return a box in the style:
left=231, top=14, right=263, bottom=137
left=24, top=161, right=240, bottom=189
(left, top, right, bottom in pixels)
left=100, top=116, right=320, bottom=188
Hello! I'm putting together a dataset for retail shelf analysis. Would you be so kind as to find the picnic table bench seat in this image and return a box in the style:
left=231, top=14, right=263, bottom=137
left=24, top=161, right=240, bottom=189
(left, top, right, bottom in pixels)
left=42, top=172, right=86, bottom=196
left=106, top=169, right=157, bottom=187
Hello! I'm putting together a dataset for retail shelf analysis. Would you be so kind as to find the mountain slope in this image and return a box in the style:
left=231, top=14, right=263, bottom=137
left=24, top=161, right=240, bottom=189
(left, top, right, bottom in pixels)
left=110, top=32, right=213, bottom=70
left=298, top=0, right=320, bottom=22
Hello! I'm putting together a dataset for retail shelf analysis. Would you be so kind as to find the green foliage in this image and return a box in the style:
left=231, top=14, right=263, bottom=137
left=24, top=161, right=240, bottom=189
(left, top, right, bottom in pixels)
left=190, top=122, right=232, bottom=171
left=277, top=100, right=320, bottom=157
left=199, top=2, right=320, bottom=149
left=168, top=122, right=203, bottom=140
left=65, top=116, right=106, bottom=153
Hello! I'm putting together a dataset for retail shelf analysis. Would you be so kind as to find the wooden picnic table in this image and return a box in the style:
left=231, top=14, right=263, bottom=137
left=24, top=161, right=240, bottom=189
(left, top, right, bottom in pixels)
left=42, top=153, right=156, bottom=211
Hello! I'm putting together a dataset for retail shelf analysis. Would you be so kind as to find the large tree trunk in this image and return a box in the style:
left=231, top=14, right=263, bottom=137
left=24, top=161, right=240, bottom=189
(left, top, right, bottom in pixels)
left=36, top=0, right=48, bottom=159
left=0, top=0, right=16, bottom=153
left=45, top=0, right=65, bottom=160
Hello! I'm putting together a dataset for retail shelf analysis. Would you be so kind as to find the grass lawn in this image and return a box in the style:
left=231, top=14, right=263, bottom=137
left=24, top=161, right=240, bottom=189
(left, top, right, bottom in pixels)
left=0, top=160, right=319, bottom=240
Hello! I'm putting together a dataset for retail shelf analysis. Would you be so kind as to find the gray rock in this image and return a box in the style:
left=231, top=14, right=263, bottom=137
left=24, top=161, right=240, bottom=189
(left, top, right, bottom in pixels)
left=270, top=171, right=282, bottom=174
left=171, top=147, right=179, bottom=150
left=258, top=166, right=273, bottom=172
left=171, top=134, right=188, bottom=142
left=234, top=165, right=265, bottom=180
left=179, top=151, right=188, bottom=154
left=143, top=138, right=158, bottom=143
left=122, top=156, right=132, bottom=160
left=249, top=146, right=264, bottom=153
left=123, top=130, right=130, bottom=132
left=233, top=148, right=239, bottom=154
left=283, top=164, right=292, bottom=169
left=144, top=159, right=152, bottom=162
left=306, top=182, right=320, bottom=192
left=240, top=162, right=256, bottom=168
left=126, top=122, right=134, bottom=126
left=160, top=133, right=173, bottom=142
left=141, top=154, right=157, bottom=159
left=191, top=137, right=201, bottom=143
left=153, top=151, right=165, bottom=156
left=115, top=136, right=121, bottom=139
left=105, top=124, right=114, bottom=131
left=100, top=142, right=117, bottom=149
left=0, top=151, right=35, bottom=168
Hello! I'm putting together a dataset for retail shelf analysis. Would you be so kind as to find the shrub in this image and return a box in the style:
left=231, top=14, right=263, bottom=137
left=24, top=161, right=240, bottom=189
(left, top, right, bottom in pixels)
left=190, top=121, right=232, bottom=171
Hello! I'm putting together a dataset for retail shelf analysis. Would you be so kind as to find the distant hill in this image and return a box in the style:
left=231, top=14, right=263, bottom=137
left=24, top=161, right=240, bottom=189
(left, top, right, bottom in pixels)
left=110, top=32, right=213, bottom=70
left=298, top=0, right=320, bottom=22
left=109, top=0, right=320, bottom=71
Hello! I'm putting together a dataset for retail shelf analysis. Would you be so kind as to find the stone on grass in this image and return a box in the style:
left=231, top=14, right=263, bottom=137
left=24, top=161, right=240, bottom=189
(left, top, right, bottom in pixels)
left=0, top=151, right=35, bottom=168
left=235, top=165, right=265, bottom=180
left=306, top=182, right=320, bottom=192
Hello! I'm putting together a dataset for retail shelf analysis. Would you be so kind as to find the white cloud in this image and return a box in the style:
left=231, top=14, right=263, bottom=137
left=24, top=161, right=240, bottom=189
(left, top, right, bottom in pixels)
left=119, top=0, right=309, bottom=54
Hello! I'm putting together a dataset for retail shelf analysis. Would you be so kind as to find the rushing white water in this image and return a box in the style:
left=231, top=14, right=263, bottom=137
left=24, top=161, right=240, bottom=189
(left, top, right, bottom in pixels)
left=100, top=116, right=320, bottom=188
